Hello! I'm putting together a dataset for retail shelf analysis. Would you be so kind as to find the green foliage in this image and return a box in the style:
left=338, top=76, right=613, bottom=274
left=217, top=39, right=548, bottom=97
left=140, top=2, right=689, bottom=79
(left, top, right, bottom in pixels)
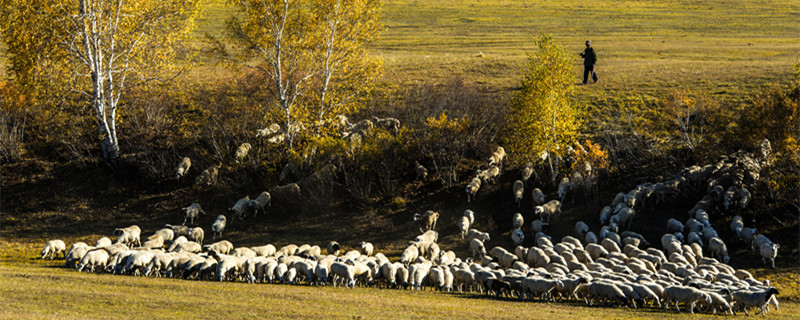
left=506, top=34, right=583, bottom=180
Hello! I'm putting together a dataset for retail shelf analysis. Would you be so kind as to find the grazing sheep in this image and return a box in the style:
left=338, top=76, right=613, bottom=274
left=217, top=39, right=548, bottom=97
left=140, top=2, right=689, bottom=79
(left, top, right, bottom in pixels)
left=78, top=248, right=110, bottom=273
left=327, top=241, right=341, bottom=256
left=141, top=234, right=165, bottom=250
left=187, top=227, right=204, bottom=246
left=205, top=240, right=234, bottom=255
left=113, top=225, right=142, bottom=248
left=248, top=191, right=271, bottom=218
left=488, top=146, right=506, bottom=167
left=228, top=196, right=250, bottom=223
left=512, top=212, right=524, bottom=230
left=708, top=237, right=730, bottom=264
left=151, top=228, right=174, bottom=243
left=760, top=242, right=779, bottom=268
left=211, top=215, right=227, bottom=240
left=331, top=261, right=356, bottom=288
left=535, top=200, right=561, bottom=223
left=458, top=215, right=470, bottom=239
left=41, top=240, right=66, bottom=260
left=234, top=142, right=252, bottom=163
left=401, top=245, right=420, bottom=265
left=414, top=161, right=428, bottom=181
left=413, top=210, right=439, bottom=233
left=195, top=163, right=220, bottom=186
left=359, top=242, right=374, bottom=256
left=663, top=286, right=712, bottom=315
left=466, top=177, right=482, bottom=203
left=511, top=229, right=525, bottom=246
left=65, top=243, right=90, bottom=268
left=181, top=203, right=206, bottom=226
left=95, top=237, right=112, bottom=247
left=732, top=288, right=779, bottom=316
left=512, top=180, right=525, bottom=208
left=467, top=229, right=490, bottom=242
left=175, top=157, right=191, bottom=179
left=531, top=188, right=546, bottom=205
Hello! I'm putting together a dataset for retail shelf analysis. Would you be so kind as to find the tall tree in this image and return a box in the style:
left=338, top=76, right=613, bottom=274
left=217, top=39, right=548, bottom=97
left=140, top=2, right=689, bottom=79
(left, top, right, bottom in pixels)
left=0, top=0, right=200, bottom=161
left=223, top=0, right=381, bottom=149
left=505, top=34, right=583, bottom=183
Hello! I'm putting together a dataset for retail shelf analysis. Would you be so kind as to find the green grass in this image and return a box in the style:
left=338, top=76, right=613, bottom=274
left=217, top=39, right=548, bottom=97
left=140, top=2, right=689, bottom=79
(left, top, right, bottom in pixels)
left=2, top=240, right=799, bottom=319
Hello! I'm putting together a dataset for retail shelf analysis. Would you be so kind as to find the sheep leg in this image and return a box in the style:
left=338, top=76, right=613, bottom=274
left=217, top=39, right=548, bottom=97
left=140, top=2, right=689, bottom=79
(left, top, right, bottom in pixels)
left=675, top=301, right=680, bottom=312
left=689, top=302, right=695, bottom=315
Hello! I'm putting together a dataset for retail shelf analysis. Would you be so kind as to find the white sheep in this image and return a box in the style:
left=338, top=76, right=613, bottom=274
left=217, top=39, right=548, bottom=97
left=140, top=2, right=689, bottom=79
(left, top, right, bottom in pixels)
left=458, top=215, right=470, bottom=239
left=512, top=180, right=525, bottom=208
left=535, top=200, right=561, bottom=223
left=330, top=261, right=356, bottom=288
left=414, top=161, right=428, bottom=181
left=234, top=142, right=252, bottom=163
left=113, top=225, right=142, bottom=248
left=211, top=215, right=227, bottom=240
left=464, top=209, right=475, bottom=225
left=228, top=196, right=250, bottom=223
left=181, top=203, right=206, bottom=226
left=663, top=286, right=712, bottom=315
left=151, top=228, right=175, bottom=242
left=195, top=163, right=220, bottom=186
left=413, top=210, right=439, bottom=232
left=512, top=212, right=524, bottom=230
left=521, top=163, right=534, bottom=183
left=77, top=248, right=110, bottom=273
left=65, top=242, right=90, bottom=268
left=708, top=237, right=730, bottom=263
left=511, top=229, right=525, bottom=246
left=95, top=237, right=112, bottom=247
left=557, top=177, right=574, bottom=202
left=466, top=177, right=481, bottom=203
left=40, top=240, right=66, bottom=260
left=760, top=242, right=779, bottom=268
left=175, top=157, right=191, bottom=179
left=359, top=242, right=374, bottom=256
left=531, top=188, right=546, bottom=205
left=187, top=227, right=204, bottom=245
left=488, top=146, right=506, bottom=167
left=205, top=240, right=234, bottom=255
left=730, top=215, right=744, bottom=238
left=467, top=229, right=490, bottom=242
left=248, top=191, right=271, bottom=218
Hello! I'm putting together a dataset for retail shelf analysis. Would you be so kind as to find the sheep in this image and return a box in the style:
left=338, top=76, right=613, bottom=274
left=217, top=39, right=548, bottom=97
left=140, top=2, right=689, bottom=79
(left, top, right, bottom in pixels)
left=739, top=188, right=751, bottom=208
left=187, top=227, right=204, bottom=245
left=211, top=215, right=227, bottom=240
left=742, top=227, right=757, bottom=247
left=699, top=290, right=733, bottom=315
left=531, top=219, right=548, bottom=234
left=732, top=288, right=779, bottom=316
left=466, top=177, right=481, bottom=202
left=467, top=229, right=490, bottom=242
left=113, top=225, right=142, bottom=247
left=195, top=163, right=220, bottom=186
left=574, top=221, right=589, bottom=240
left=331, top=261, right=356, bottom=288
left=141, top=234, right=165, bottom=250
left=41, top=240, right=66, bottom=260
left=478, top=165, right=501, bottom=184
left=464, top=209, right=475, bottom=225
left=77, top=248, right=110, bottom=273
left=165, top=224, right=189, bottom=237
left=512, top=180, right=525, bottom=208
left=234, top=142, right=251, bottom=163
left=469, top=239, right=487, bottom=258
left=359, top=242, right=374, bottom=256
left=181, top=203, right=206, bottom=226
left=65, top=243, right=90, bottom=268
left=599, top=206, right=613, bottom=225
left=228, top=196, right=250, bottom=223
left=708, top=237, right=730, bottom=264
left=577, top=282, right=628, bottom=306
left=486, top=278, right=512, bottom=298
left=512, top=212, right=524, bottom=230
left=255, top=123, right=281, bottom=138
left=172, top=241, right=202, bottom=254
left=204, top=240, right=234, bottom=255
left=535, top=200, right=561, bottom=223
left=531, top=188, right=546, bottom=205
left=248, top=191, right=271, bottom=218
left=753, top=234, right=772, bottom=251
left=413, top=210, right=439, bottom=232
left=458, top=216, right=471, bottom=239
left=557, top=177, right=574, bottom=202
left=151, top=228, right=174, bottom=243
left=95, top=237, right=112, bottom=247
left=731, top=215, right=744, bottom=238
left=175, top=157, right=191, bottom=179
left=167, top=236, right=188, bottom=252
left=584, top=231, right=598, bottom=245
left=488, top=146, right=506, bottom=167
left=522, top=277, right=563, bottom=302
left=511, top=229, right=525, bottom=246
left=760, top=242, right=779, bottom=268
left=414, top=161, right=428, bottom=181
left=663, top=286, right=712, bottom=315
left=666, top=218, right=684, bottom=234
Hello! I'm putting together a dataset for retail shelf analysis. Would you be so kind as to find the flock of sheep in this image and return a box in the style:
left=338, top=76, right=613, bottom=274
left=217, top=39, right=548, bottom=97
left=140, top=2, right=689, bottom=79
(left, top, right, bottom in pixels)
left=38, top=139, right=784, bottom=317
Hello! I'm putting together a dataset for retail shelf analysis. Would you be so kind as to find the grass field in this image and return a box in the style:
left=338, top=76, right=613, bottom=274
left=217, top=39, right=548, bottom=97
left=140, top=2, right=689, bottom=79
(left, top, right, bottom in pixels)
left=2, top=240, right=799, bottom=319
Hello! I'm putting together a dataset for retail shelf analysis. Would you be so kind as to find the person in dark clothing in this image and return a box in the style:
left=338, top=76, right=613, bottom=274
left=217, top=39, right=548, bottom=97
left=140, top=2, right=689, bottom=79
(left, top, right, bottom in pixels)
left=580, top=40, right=598, bottom=84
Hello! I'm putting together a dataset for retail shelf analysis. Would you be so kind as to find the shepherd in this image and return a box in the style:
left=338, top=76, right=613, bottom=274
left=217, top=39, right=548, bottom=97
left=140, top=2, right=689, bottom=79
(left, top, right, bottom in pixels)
left=580, top=40, right=598, bottom=84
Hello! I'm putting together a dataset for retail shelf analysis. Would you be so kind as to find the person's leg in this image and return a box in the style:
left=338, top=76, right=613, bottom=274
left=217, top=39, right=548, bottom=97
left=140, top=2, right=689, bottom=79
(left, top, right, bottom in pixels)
left=592, top=69, right=598, bottom=83
left=583, top=66, right=589, bottom=84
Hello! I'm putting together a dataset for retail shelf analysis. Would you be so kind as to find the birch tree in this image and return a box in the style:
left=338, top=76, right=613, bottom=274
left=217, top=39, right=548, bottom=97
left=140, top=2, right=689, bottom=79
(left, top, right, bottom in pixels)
left=1, top=0, right=200, bottom=161
left=224, top=0, right=381, bottom=149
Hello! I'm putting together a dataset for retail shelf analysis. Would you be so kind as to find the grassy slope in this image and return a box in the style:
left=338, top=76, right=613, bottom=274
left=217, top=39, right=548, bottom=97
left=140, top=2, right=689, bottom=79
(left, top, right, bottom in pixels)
left=2, top=241, right=799, bottom=320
